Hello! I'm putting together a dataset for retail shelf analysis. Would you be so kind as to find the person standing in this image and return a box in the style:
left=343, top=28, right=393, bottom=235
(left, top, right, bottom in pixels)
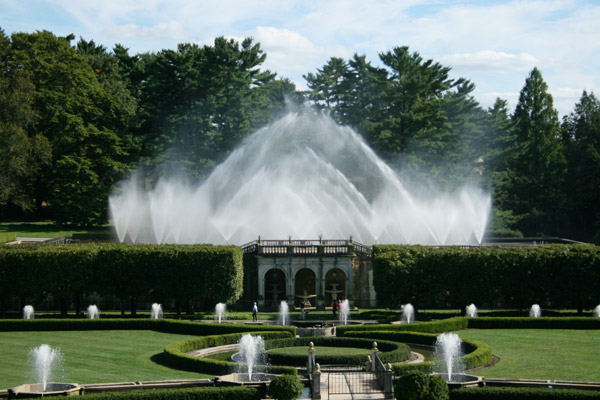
left=301, top=300, right=305, bottom=320
left=252, top=302, right=258, bottom=321
left=332, top=299, right=338, bottom=317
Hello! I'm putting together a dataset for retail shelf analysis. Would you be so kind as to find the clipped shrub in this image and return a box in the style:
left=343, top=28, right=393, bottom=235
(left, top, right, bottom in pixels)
left=395, top=371, right=449, bottom=400
left=336, top=317, right=468, bottom=336
left=267, top=375, right=304, bottom=400
left=80, top=386, right=261, bottom=400
left=395, top=370, right=431, bottom=400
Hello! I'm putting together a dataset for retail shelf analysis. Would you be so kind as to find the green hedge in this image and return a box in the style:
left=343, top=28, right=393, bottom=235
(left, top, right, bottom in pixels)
left=450, top=386, right=600, bottom=400
left=79, top=386, right=261, bottom=400
left=0, top=319, right=296, bottom=336
left=342, top=330, right=492, bottom=376
left=336, top=317, right=469, bottom=336
left=0, top=243, right=243, bottom=317
left=467, top=317, right=600, bottom=329
left=264, top=336, right=410, bottom=366
left=163, top=331, right=297, bottom=376
left=373, top=244, right=600, bottom=311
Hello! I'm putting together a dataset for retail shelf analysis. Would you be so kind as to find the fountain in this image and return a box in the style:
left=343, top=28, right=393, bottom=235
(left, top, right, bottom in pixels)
left=278, top=301, right=289, bottom=326
left=215, top=303, right=227, bottom=324
left=109, top=112, right=490, bottom=246
left=339, top=299, right=350, bottom=325
left=30, top=344, right=62, bottom=391
left=401, top=303, right=415, bottom=323
left=236, top=334, right=266, bottom=381
left=150, top=303, right=163, bottom=319
left=594, top=305, right=600, bottom=318
left=434, top=333, right=464, bottom=382
left=23, top=305, right=34, bottom=320
left=87, top=305, right=100, bottom=319
left=465, top=304, right=478, bottom=318
left=529, top=304, right=541, bottom=318
left=9, top=345, right=79, bottom=397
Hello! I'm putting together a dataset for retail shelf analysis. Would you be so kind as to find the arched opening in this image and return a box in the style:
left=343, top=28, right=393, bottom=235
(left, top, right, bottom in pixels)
left=264, top=269, right=286, bottom=307
left=325, top=268, right=346, bottom=307
left=294, top=268, right=316, bottom=308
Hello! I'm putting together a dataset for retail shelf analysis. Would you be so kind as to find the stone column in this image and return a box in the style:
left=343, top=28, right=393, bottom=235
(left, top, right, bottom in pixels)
left=385, top=363, right=394, bottom=399
left=307, top=342, right=315, bottom=374
left=371, top=342, right=379, bottom=372
left=312, top=363, right=321, bottom=399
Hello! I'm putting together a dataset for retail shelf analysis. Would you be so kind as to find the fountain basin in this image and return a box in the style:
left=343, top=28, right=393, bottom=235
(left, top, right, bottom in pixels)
left=9, top=383, right=80, bottom=398
left=432, top=373, right=482, bottom=388
left=218, top=373, right=278, bottom=384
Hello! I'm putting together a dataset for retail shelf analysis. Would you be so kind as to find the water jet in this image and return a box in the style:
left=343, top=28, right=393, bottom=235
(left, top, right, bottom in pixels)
left=466, top=304, right=478, bottom=318
left=215, top=303, right=227, bottom=323
left=23, top=305, right=34, bottom=320
left=150, top=303, right=163, bottom=319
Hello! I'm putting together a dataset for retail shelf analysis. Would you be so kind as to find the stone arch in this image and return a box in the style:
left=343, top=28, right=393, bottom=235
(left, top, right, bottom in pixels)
left=264, top=268, right=287, bottom=307
left=325, top=268, right=347, bottom=306
left=295, top=268, right=317, bottom=308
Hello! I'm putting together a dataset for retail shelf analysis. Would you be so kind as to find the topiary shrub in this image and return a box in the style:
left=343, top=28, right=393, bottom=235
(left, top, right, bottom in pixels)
left=395, top=371, right=449, bottom=400
left=395, top=371, right=431, bottom=400
left=267, top=374, right=303, bottom=400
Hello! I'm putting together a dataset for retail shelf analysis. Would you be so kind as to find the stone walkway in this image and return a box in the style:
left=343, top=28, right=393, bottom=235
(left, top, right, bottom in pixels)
left=319, top=371, right=388, bottom=400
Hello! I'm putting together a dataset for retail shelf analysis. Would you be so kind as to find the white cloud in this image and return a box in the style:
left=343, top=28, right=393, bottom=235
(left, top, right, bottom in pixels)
left=441, top=51, right=538, bottom=74
left=105, top=21, right=187, bottom=41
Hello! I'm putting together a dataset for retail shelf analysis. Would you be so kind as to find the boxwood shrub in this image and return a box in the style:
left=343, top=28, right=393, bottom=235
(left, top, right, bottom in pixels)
left=450, top=386, right=600, bottom=400
left=264, top=336, right=410, bottom=366
left=163, top=331, right=297, bottom=376
left=336, top=317, right=468, bottom=336
left=80, top=386, right=261, bottom=400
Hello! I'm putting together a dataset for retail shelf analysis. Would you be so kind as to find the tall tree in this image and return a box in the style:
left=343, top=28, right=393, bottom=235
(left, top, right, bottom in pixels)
left=0, top=28, right=51, bottom=215
left=562, top=90, right=600, bottom=242
left=508, top=67, right=566, bottom=235
left=9, top=30, right=130, bottom=225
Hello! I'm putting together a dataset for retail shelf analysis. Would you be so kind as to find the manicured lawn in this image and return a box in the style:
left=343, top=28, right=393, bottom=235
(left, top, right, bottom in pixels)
left=268, top=346, right=371, bottom=358
left=458, top=329, right=600, bottom=382
left=0, top=330, right=212, bottom=390
left=0, top=221, right=112, bottom=240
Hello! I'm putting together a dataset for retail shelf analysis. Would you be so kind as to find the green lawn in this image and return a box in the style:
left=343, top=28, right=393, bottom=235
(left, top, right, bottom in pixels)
left=0, top=330, right=212, bottom=390
left=0, top=221, right=112, bottom=241
left=268, top=346, right=371, bottom=358
left=458, top=329, right=600, bottom=382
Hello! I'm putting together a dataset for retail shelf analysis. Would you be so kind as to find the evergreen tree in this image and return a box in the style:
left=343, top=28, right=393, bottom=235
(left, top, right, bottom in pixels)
left=562, top=90, right=600, bottom=242
left=508, top=67, right=566, bottom=235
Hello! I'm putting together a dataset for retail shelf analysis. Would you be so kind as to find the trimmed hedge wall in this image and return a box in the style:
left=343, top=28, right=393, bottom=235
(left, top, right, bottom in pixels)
left=80, top=386, right=261, bottom=400
left=373, top=244, right=600, bottom=312
left=163, top=331, right=297, bottom=376
left=264, top=336, right=411, bottom=366
left=342, top=330, right=492, bottom=376
left=0, top=243, right=243, bottom=317
left=336, top=317, right=469, bottom=336
left=0, top=319, right=297, bottom=336
left=450, top=386, right=600, bottom=400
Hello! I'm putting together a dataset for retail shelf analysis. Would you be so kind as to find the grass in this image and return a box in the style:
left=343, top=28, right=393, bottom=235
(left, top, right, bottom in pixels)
left=0, top=330, right=213, bottom=390
left=267, top=346, right=371, bottom=358
left=458, top=329, right=600, bottom=382
left=0, top=221, right=112, bottom=241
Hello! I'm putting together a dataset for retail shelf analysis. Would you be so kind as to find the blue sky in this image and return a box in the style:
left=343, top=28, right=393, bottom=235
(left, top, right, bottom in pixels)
left=1, top=0, right=599, bottom=116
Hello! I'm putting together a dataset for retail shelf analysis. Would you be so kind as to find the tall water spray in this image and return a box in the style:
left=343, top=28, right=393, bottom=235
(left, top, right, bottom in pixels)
left=339, top=299, right=350, bottom=325
left=29, top=344, right=62, bottom=391
left=434, top=333, right=464, bottom=382
left=401, top=303, right=415, bottom=323
left=23, top=305, right=34, bottom=320
left=151, top=303, right=163, bottom=319
left=530, top=304, right=541, bottom=318
left=215, top=303, right=227, bottom=323
left=279, top=301, right=289, bottom=326
left=87, top=305, right=100, bottom=319
left=237, top=334, right=266, bottom=381
left=594, top=305, right=600, bottom=318
left=466, top=304, right=478, bottom=318
left=110, top=112, right=490, bottom=245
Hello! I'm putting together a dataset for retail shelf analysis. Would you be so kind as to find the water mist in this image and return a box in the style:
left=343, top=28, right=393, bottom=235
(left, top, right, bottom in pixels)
left=110, top=112, right=490, bottom=245
left=28, top=344, right=62, bottom=392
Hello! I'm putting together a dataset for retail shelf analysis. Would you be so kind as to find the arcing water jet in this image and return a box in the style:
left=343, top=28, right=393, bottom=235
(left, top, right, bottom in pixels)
left=110, top=112, right=490, bottom=245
